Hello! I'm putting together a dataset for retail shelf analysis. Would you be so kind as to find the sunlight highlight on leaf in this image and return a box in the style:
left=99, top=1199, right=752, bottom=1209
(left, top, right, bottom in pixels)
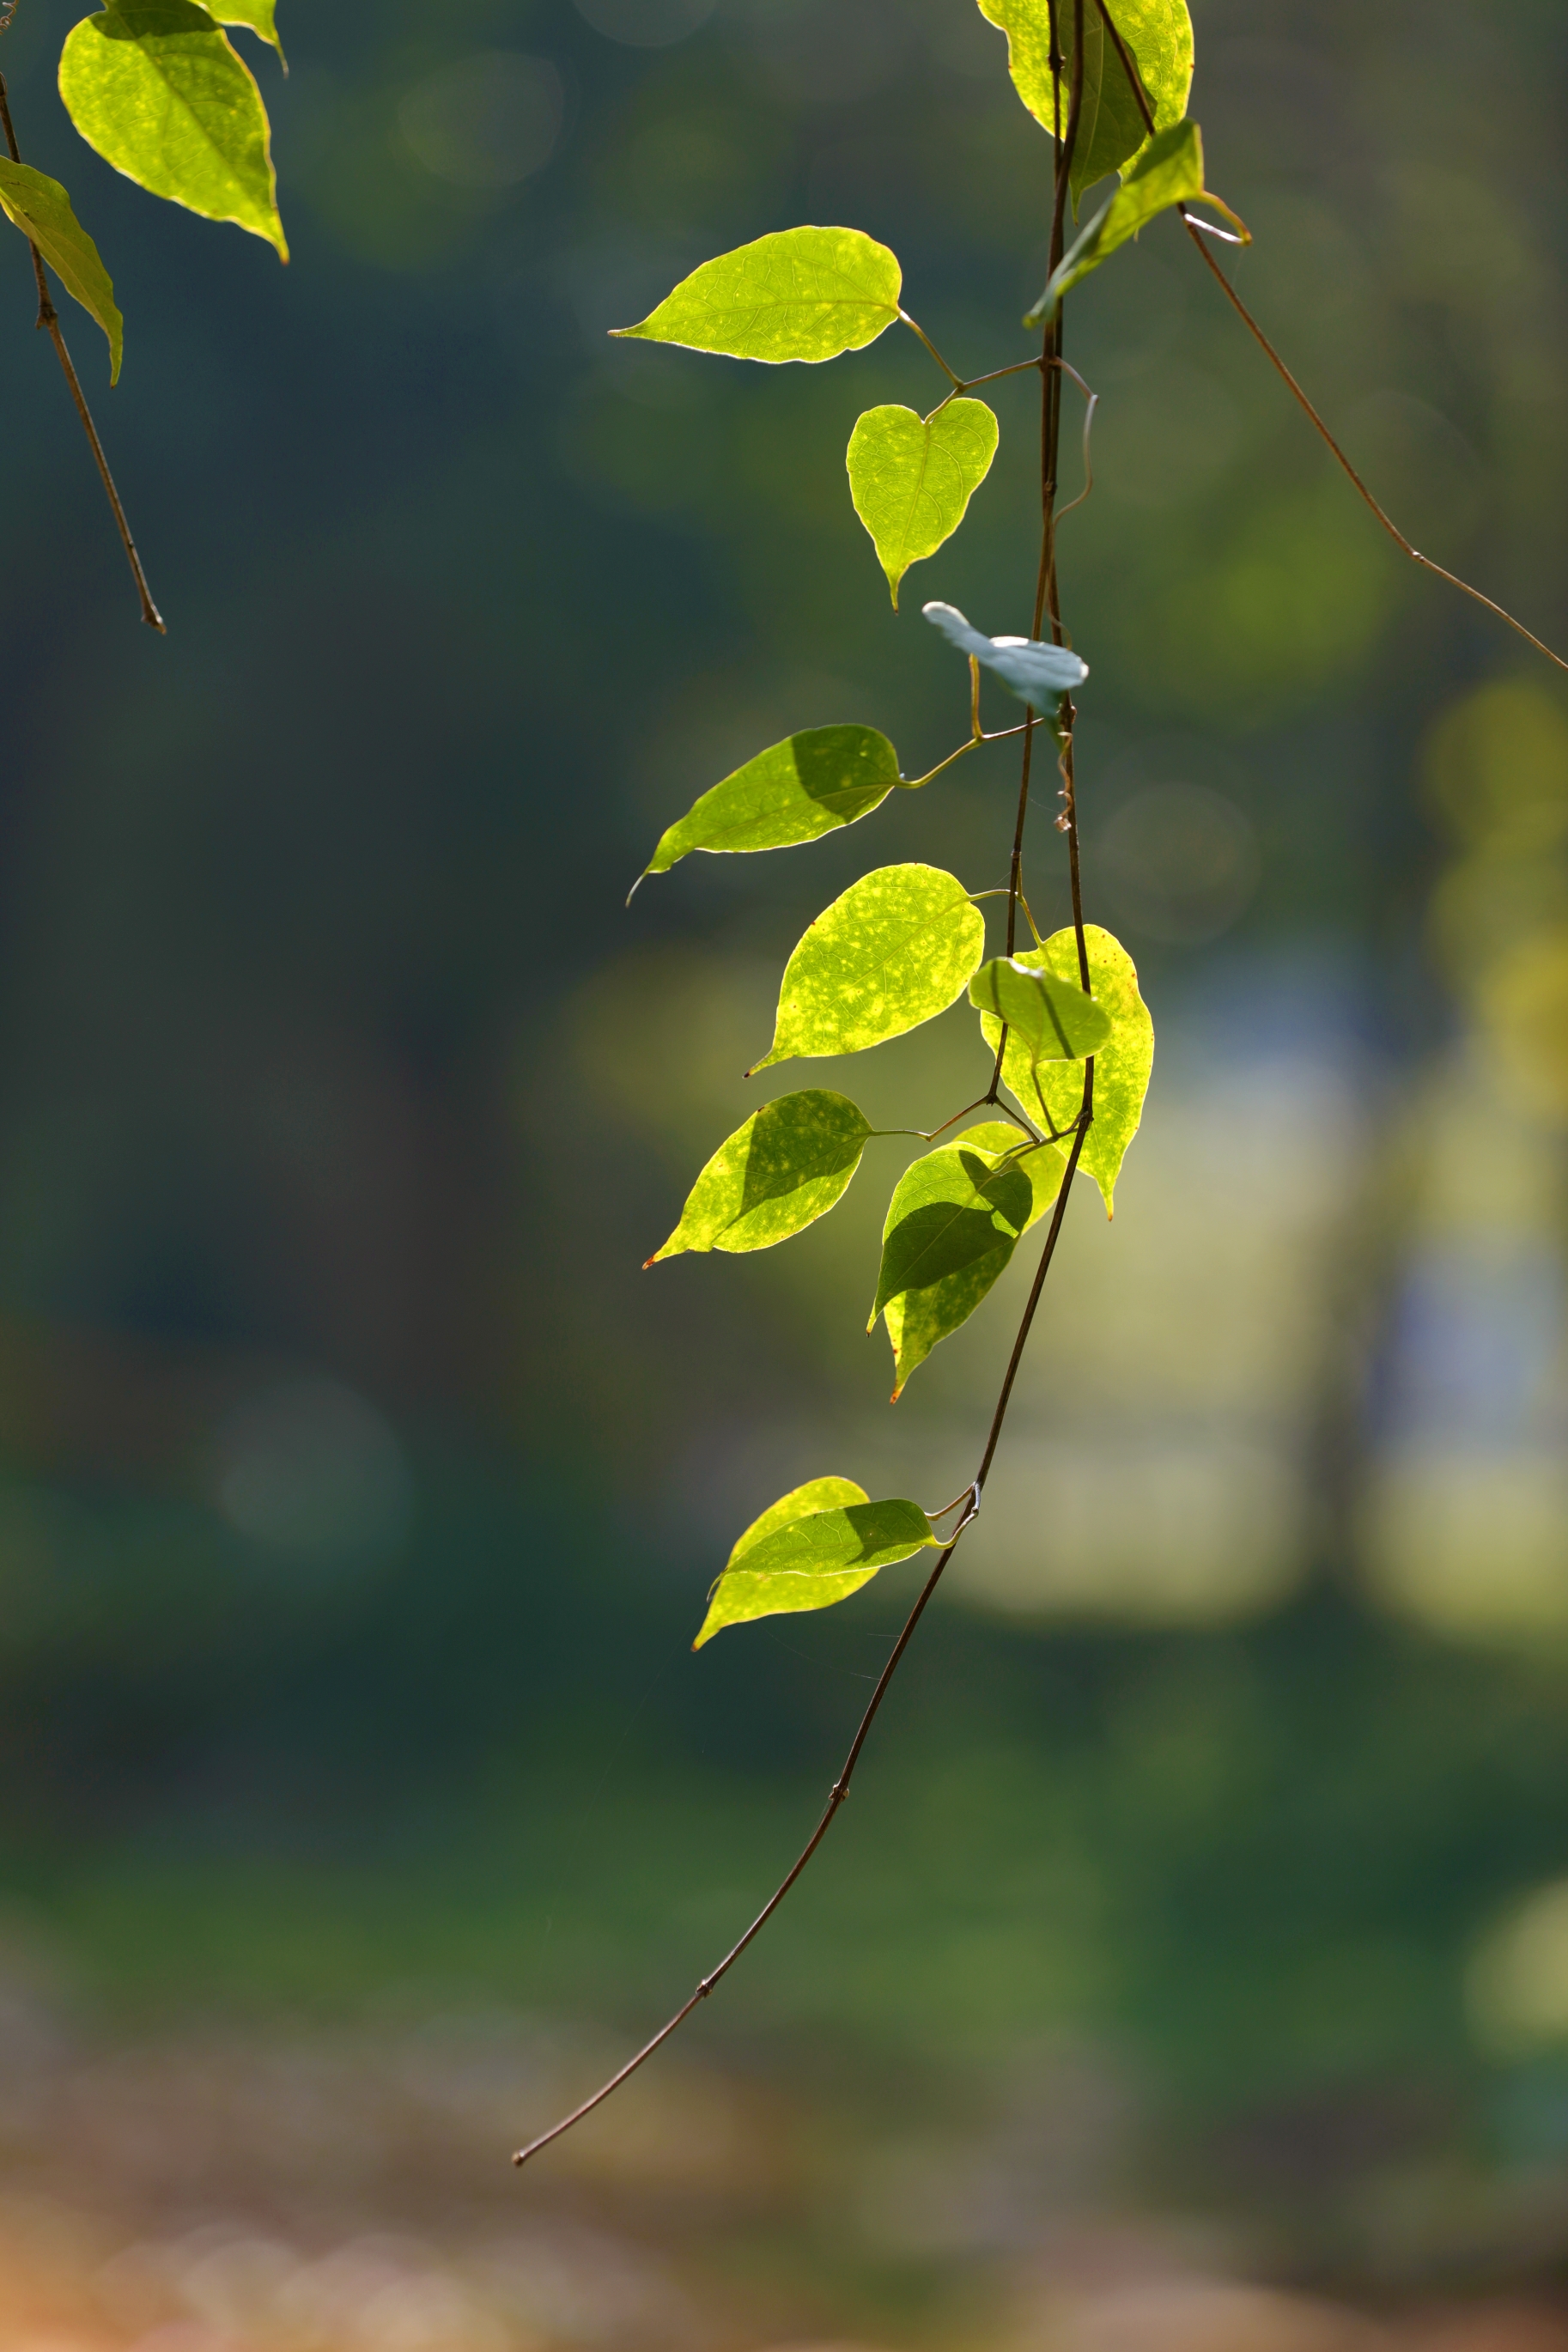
left=613, top=226, right=901, bottom=363
left=977, top=926, right=1154, bottom=1213
left=695, top=1488, right=936, bottom=1645
left=750, top=865, right=985, bottom=1072
left=649, top=1090, right=872, bottom=1260
left=848, top=399, right=999, bottom=609
left=641, top=726, right=901, bottom=880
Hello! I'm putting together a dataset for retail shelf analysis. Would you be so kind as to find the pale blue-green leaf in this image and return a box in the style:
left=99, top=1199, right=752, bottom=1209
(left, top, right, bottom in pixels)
left=649, top=1090, right=872, bottom=1261
left=847, top=398, right=999, bottom=609
left=641, top=726, right=900, bottom=882
left=750, top=864, right=985, bottom=1072
left=695, top=1493, right=936, bottom=1645
left=922, top=600, right=1087, bottom=713
left=612, top=226, right=901, bottom=364
left=0, top=159, right=122, bottom=380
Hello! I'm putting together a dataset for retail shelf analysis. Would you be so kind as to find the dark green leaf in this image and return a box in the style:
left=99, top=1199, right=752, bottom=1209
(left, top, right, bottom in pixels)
left=641, top=726, right=900, bottom=881
left=695, top=1489, right=936, bottom=1646
left=649, top=1090, right=872, bottom=1261
left=612, top=226, right=901, bottom=364
left=58, top=0, right=286, bottom=257
left=0, top=159, right=122, bottom=380
left=750, top=863, right=985, bottom=1072
left=847, top=398, right=999, bottom=609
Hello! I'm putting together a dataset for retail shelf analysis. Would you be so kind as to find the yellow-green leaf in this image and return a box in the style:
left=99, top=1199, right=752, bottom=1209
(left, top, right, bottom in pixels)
left=1025, top=121, right=1245, bottom=325
left=641, top=726, right=901, bottom=881
left=749, top=864, right=985, bottom=1073
left=975, top=0, right=1193, bottom=207
left=695, top=1487, right=935, bottom=1647
left=649, top=1090, right=872, bottom=1261
left=977, top=926, right=1153, bottom=1214
left=952, top=1122, right=1066, bottom=1230
left=198, top=0, right=282, bottom=61
left=59, top=0, right=287, bottom=258
left=969, top=955, right=1111, bottom=1066
left=870, top=1139, right=1037, bottom=1395
left=612, top=226, right=900, bottom=365
left=848, top=398, right=999, bottom=609
left=0, top=159, right=122, bottom=381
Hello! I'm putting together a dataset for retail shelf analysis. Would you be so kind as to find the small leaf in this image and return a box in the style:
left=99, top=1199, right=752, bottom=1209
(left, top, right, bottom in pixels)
left=59, top=0, right=287, bottom=258
left=0, top=160, right=122, bottom=380
left=975, top=0, right=1193, bottom=208
left=848, top=398, right=999, bottom=609
left=750, top=863, right=985, bottom=1073
left=1025, top=121, right=1245, bottom=325
left=649, top=1090, right=872, bottom=1261
left=695, top=1490, right=936, bottom=1646
left=642, top=726, right=900, bottom=881
left=922, top=601, right=1087, bottom=714
left=969, top=956, right=1111, bottom=1067
left=976, top=926, right=1154, bottom=1214
left=198, top=0, right=283, bottom=61
left=612, top=226, right=901, bottom=365
left=871, top=1140, right=1037, bottom=1395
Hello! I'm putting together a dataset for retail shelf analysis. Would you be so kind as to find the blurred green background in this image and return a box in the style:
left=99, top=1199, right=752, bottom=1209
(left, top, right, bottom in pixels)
left=1, top=0, right=1568, bottom=2343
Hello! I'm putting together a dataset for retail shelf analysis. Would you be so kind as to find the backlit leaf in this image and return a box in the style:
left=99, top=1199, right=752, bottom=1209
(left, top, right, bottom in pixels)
left=59, top=0, right=286, bottom=258
left=923, top=601, right=1087, bottom=713
left=694, top=1490, right=936, bottom=1646
left=0, top=160, right=122, bottom=381
left=648, top=1090, right=872, bottom=1261
left=969, top=956, right=1111, bottom=1065
left=612, top=226, right=901, bottom=365
left=871, top=1140, right=1037, bottom=1395
left=1025, top=122, right=1245, bottom=326
left=952, top=1122, right=1066, bottom=1231
left=750, top=864, right=985, bottom=1073
left=977, top=925, right=1153, bottom=1214
left=201, top=0, right=283, bottom=63
left=641, top=726, right=900, bottom=881
left=975, top=0, right=1193, bottom=208
left=848, top=398, right=999, bottom=609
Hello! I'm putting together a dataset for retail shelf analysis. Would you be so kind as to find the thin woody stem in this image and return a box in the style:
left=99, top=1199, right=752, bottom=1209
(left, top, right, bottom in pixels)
left=514, top=1109, right=1091, bottom=2173
left=1085, top=0, right=1568, bottom=675
left=516, top=0, right=1103, bottom=2179
left=0, top=76, right=164, bottom=633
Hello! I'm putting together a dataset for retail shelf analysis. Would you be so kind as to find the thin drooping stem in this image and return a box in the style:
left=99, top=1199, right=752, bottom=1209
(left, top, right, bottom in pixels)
left=515, top=0, right=1103, bottom=2178
left=0, top=76, right=165, bottom=632
left=1085, top=0, right=1568, bottom=676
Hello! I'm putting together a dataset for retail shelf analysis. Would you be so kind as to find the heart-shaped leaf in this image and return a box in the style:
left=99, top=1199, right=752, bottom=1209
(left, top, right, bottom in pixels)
left=59, top=0, right=287, bottom=256
left=613, top=226, right=901, bottom=364
left=649, top=1090, right=872, bottom=1261
left=848, top=398, right=999, bottom=608
left=976, top=926, right=1154, bottom=1214
left=750, top=864, right=985, bottom=1072
left=695, top=1486, right=936, bottom=1646
left=641, top=726, right=901, bottom=882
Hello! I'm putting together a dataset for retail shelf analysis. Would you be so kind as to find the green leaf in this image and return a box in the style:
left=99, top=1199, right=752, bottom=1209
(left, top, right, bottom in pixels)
left=952, top=1122, right=1066, bottom=1231
left=969, top=956, right=1111, bottom=1066
left=1024, top=121, right=1242, bottom=326
left=612, top=226, right=901, bottom=365
left=58, top=0, right=287, bottom=258
left=871, top=1140, right=1037, bottom=1396
left=200, top=0, right=284, bottom=64
left=977, top=926, right=1154, bottom=1214
left=649, top=1090, right=872, bottom=1261
left=975, top=0, right=1193, bottom=208
left=847, top=398, right=999, bottom=610
left=641, top=726, right=901, bottom=882
left=749, top=864, right=986, bottom=1073
left=0, top=160, right=122, bottom=381
left=695, top=1488, right=936, bottom=1647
